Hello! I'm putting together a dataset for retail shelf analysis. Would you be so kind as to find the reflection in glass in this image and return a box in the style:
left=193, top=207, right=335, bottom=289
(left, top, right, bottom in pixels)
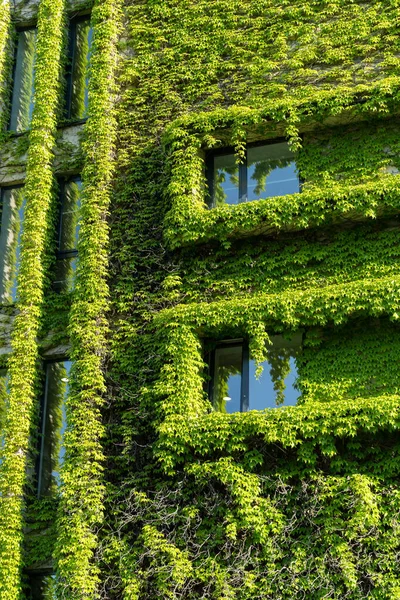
left=27, top=573, right=57, bottom=600
left=58, top=179, right=81, bottom=253
left=212, top=345, right=242, bottom=413
left=249, top=355, right=300, bottom=409
left=53, top=256, right=77, bottom=292
left=211, top=334, right=301, bottom=412
left=211, top=153, right=239, bottom=207
left=0, top=370, right=9, bottom=463
left=0, top=187, right=26, bottom=304
left=53, top=256, right=78, bottom=292
left=9, top=29, right=37, bottom=132
left=54, top=177, right=81, bottom=292
left=38, top=361, right=71, bottom=496
left=67, top=20, right=93, bottom=120
left=247, top=143, right=299, bottom=201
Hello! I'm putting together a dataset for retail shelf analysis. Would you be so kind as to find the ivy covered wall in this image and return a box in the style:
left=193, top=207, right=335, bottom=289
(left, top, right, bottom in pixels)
left=107, top=0, right=400, bottom=598
left=1, top=0, right=400, bottom=598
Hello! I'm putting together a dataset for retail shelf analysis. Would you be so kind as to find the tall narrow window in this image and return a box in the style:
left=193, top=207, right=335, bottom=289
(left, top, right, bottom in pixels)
left=9, top=28, right=37, bottom=132
left=207, top=141, right=300, bottom=208
left=65, top=17, right=93, bottom=121
left=0, top=370, right=9, bottom=461
left=0, top=186, right=26, bottom=304
left=54, top=177, right=82, bottom=292
left=208, top=334, right=301, bottom=412
left=37, top=360, right=71, bottom=496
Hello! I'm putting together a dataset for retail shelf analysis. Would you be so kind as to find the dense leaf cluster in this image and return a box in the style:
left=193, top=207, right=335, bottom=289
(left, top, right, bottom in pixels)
left=107, top=1, right=400, bottom=598
left=2, top=0, right=400, bottom=598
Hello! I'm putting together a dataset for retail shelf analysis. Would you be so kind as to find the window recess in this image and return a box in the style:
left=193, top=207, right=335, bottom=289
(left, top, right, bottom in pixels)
left=0, top=369, right=9, bottom=462
left=26, top=571, right=56, bottom=600
left=207, top=334, right=301, bottom=413
left=206, top=140, right=300, bottom=208
left=9, top=27, right=37, bottom=132
left=53, top=176, right=82, bottom=292
left=0, top=185, right=26, bottom=304
left=36, top=360, right=71, bottom=497
left=65, top=16, right=93, bottom=121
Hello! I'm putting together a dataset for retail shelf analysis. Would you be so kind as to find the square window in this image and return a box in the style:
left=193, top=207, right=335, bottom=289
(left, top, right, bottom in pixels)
left=37, top=360, right=71, bottom=496
left=0, top=186, right=26, bottom=304
left=207, top=141, right=300, bottom=208
left=65, top=17, right=93, bottom=121
left=247, top=142, right=300, bottom=201
left=9, top=28, right=37, bottom=132
left=208, top=334, right=301, bottom=412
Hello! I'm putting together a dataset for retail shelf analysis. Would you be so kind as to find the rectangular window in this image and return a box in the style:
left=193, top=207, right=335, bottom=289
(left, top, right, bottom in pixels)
left=26, top=572, right=56, bottom=600
left=0, top=369, right=9, bottom=460
left=9, top=28, right=37, bottom=132
left=207, top=141, right=300, bottom=208
left=37, top=360, right=71, bottom=496
left=0, top=186, right=26, bottom=304
left=65, top=17, right=93, bottom=121
left=208, top=334, right=301, bottom=413
left=53, top=177, right=82, bottom=292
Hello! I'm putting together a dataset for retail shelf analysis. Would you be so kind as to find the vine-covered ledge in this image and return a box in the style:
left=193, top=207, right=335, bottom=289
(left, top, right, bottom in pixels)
left=154, top=274, right=400, bottom=331
left=163, top=79, right=400, bottom=248
left=165, top=176, right=400, bottom=247
left=149, top=275, right=400, bottom=430
left=156, top=394, right=400, bottom=474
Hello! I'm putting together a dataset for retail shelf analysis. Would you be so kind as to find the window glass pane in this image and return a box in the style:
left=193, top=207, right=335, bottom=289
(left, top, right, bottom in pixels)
left=0, top=370, right=9, bottom=463
left=0, top=188, right=26, bottom=304
left=247, top=142, right=299, bottom=201
left=213, top=345, right=242, bottom=413
left=9, top=29, right=37, bottom=132
left=69, top=20, right=93, bottom=120
left=211, top=153, right=239, bottom=207
left=27, top=573, right=57, bottom=600
left=58, top=178, right=82, bottom=252
left=53, top=256, right=77, bottom=293
left=249, top=334, right=301, bottom=409
left=38, top=361, right=71, bottom=496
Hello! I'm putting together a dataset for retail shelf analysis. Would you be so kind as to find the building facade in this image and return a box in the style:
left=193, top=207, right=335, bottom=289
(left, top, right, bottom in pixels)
left=0, top=0, right=400, bottom=598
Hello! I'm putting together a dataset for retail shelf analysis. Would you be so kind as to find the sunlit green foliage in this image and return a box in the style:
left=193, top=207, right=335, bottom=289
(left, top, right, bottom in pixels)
left=107, top=1, right=400, bottom=598
left=2, top=0, right=400, bottom=598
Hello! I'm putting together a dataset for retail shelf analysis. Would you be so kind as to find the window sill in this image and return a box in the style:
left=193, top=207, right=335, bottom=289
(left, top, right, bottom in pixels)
left=165, top=176, right=400, bottom=248
left=57, top=118, right=88, bottom=130
left=157, top=393, right=400, bottom=470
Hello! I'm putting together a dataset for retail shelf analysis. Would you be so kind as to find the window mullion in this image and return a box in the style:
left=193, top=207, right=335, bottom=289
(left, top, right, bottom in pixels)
left=239, top=151, right=247, bottom=203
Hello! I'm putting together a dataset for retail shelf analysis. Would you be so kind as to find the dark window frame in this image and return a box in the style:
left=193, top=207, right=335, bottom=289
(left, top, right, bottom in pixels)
left=65, top=14, right=92, bottom=122
left=56, top=175, right=81, bottom=260
left=0, top=184, right=25, bottom=305
left=207, top=333, right=303, bottom=412
left=24, top=569, right=55, bottom=600
left=206, top=138, right=302, bottom=208
left=36, top=357, right=70, bottom=498
left=7, top=26, right=37, bottom=133
left=0, top=182, right=25, bottom=206
left=207, top=339, right=250, bottom=412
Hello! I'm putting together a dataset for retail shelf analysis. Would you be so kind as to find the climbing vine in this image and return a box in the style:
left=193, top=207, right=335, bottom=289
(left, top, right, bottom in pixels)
left=0, top=0, right=65, bottom=597
left=2, top=0, right=400, bottom=598
left=53, top=0, right=122, bottom=597
left=105, top=1, right=400, bottom=598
